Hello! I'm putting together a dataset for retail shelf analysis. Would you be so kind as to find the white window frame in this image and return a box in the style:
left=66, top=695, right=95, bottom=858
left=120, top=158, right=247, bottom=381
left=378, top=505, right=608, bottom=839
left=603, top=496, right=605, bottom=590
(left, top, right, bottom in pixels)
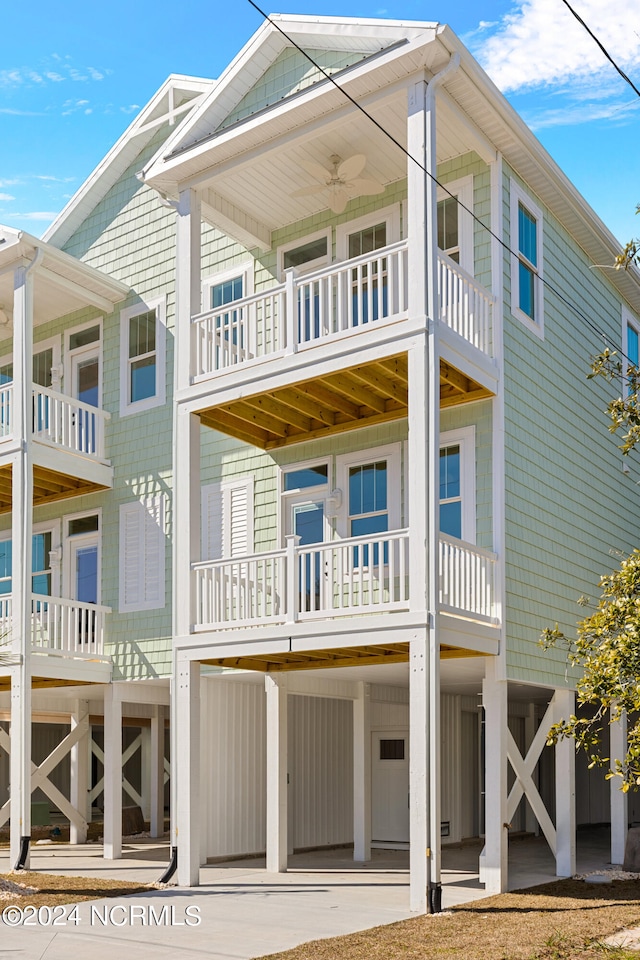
left=0, top=336, right=63, bottom=389
left=510, top=178, right=544, bottom=339
left=63, top=509, right=101, bottom=604
left=279, top=458, right=331, bottom=545
left=623, top=306, right=640, bottom=396
left=335, top=204, right=401, bottom=262
left=66, top=318, right=103, bottom=407
left=0, top=521, right=61, bottom=597
left=439, top=426, right=476, bottom=543
left=277, top=228, right=332, bottom=281
left=202, top=261, right=255, bottom=314
left=119, top=495, right=165, bottom=613
left=336, top=443, right=402, bottom=540
left=119, top=295, right=166, bottom=417
left=436, top=175, right=474, bottom=276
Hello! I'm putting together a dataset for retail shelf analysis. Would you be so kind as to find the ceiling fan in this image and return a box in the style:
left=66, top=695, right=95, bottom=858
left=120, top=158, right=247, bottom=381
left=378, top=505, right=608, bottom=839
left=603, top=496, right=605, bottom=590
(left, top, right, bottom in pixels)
left=291, top=154, right=384, bottom=214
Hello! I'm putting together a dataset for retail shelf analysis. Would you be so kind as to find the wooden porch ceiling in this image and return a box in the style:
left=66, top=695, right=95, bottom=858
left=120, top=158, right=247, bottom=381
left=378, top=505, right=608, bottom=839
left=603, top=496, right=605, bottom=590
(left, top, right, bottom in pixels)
left=199, top=354, right=492, bottom=449
left=202, top=642, right=486, bottom=673
left=0, top=676, right=101, bottom=693
left=0, top=464, right=109, bottom=514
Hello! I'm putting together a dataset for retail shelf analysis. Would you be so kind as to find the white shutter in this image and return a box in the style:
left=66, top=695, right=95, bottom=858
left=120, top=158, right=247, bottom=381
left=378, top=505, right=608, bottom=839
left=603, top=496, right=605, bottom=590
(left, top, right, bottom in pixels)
left=119, top=495, right=166, bottom=612
left=201, top=483, right=223, bottom=561
left=202, top=478, right=253, bottom=561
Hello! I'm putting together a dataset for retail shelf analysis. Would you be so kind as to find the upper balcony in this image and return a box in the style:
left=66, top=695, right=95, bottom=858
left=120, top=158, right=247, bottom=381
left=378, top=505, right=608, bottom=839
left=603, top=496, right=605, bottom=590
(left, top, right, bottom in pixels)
left=187, top=243, right=496, bottom=449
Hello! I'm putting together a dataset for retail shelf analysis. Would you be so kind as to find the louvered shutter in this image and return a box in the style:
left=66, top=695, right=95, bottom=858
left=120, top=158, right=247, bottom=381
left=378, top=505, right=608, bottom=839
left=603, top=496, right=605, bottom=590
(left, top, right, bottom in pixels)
left=119, top=495, right=166, bottom=612
left=201, top=478, right=253, bottom=561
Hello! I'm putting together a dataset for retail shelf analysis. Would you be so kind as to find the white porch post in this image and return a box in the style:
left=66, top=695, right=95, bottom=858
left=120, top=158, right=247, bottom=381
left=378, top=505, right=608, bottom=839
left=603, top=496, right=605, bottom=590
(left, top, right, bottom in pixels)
left=150, top=706, right=166, bottom=838
left=140, top=725, right=151, bottom=820
left=176, top=655, right=200, bottom=886
left=103, top=685, right=122, bottom=859
left=70, top=700, right=90, bottom=844
left=407, top=71, right=435, bottom=915
left=610, top=709, right=628, bottom=865
left=175, top=188, right=201, bottom=393
left=482, top=657, right=508, bottom=893
left=10, top=260, right=36, bottom=869
left=265, top=673, right=288, bottom=872
left=353, top=681, right=371, bottom=862
left=524, top=704, right=539, bottom=835
left=555, top=688, right=576, bottom=877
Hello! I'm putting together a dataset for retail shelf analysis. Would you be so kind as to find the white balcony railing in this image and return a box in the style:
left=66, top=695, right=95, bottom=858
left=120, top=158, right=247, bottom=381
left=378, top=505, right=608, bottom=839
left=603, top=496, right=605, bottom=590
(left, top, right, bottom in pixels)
left=438, top=535, right=497, bottom=622
left=0, top=383, right=109, bottom=460
left=191, top=242, right=494, bottom=381
left=30, top=594, right=110, bottom=659
left=0, top=594, right=110, bottom=660
left=193, top=531, right=498, bottom=631
left=32, top=385, right=108, bottom=459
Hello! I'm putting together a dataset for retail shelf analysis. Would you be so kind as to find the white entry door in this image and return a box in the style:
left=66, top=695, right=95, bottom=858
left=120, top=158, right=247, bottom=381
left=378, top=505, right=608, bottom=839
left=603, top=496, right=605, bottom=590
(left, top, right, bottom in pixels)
left=371, top=730, right=409, bottom=845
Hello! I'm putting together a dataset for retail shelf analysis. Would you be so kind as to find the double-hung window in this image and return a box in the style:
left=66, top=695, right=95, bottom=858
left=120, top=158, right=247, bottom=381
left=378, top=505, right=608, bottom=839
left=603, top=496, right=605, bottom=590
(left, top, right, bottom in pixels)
left=120, top=297, right=166, bottom=416
left=439, top=427, right=476, bottom=542
left=202, top=264, right=253, bottom=369
left=511, top=180, right=544, bottom=336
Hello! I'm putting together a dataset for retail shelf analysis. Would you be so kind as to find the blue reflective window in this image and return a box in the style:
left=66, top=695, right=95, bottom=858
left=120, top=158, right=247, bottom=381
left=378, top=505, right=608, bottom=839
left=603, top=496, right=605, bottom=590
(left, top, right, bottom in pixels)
left=518, top=202, right=537, bottom=320
left=440, top=445, right=462, bottom=539
left=211, top=276, right=243, bottom=309
left=284, top=464, right=328, bottom=491
left=129, top=309, right=157, bottom=404
left=628, top=323, right=639, bottom=369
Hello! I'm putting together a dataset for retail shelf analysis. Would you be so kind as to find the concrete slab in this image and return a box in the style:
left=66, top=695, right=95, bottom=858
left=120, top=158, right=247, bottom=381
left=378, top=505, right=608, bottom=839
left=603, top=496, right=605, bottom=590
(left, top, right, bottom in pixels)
left=0, top=828, right=617, bottom=960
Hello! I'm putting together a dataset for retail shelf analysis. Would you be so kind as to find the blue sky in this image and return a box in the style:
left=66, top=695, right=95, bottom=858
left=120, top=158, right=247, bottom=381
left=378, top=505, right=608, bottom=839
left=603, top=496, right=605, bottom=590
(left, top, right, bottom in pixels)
left=1, top=0, right=639, bottom=245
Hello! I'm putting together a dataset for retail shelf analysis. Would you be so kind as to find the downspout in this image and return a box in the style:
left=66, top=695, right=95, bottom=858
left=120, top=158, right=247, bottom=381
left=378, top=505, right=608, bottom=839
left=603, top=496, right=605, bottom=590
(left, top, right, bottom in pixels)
left=424, top=51, right=460, bottom=915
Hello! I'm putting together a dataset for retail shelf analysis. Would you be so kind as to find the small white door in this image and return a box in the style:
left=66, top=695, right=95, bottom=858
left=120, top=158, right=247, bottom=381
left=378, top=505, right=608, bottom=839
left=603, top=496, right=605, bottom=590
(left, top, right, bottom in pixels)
left=371, top=730, right=409, bottom=845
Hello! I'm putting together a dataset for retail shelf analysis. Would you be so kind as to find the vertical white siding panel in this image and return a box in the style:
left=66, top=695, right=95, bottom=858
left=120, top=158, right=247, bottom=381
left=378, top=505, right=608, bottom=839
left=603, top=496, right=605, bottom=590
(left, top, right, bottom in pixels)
left=440, top=694, right=462, bottom=843
left=289, top=696, right=353, bottom=850
left=460, top=710, right=480, bottom=838
left=200, top=678, right=266, bottom=860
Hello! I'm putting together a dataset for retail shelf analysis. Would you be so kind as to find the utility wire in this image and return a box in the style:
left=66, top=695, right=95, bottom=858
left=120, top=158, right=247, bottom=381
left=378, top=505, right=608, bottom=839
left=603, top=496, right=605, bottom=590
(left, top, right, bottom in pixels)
left=246, top=0, right=634, bottom=360
left=559, top=0, right=640, bottom=99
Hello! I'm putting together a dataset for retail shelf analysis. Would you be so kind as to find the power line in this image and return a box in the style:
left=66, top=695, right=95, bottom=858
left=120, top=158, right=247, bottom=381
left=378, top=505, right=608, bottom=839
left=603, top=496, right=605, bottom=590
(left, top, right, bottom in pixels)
left=559, top=0, right=640, bottom=99
left=245, top=0, right=633, bottom=360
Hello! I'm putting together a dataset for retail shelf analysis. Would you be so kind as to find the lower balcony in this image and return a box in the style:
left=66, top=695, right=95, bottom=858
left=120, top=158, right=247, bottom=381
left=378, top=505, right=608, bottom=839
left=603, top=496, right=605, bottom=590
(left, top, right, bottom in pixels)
left=0, top=383, right=112, bottom=511
left=192, top=531, right=498, bottom=632
left=0, top=594, right=111, bottom=662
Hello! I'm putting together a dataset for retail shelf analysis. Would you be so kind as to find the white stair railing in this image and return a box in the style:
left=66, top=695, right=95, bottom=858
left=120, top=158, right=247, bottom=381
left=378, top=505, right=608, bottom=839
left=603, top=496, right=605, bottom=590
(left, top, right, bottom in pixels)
left=438, top=535, right=498, bottom=622
left=438, top=255, right=494, bottom=355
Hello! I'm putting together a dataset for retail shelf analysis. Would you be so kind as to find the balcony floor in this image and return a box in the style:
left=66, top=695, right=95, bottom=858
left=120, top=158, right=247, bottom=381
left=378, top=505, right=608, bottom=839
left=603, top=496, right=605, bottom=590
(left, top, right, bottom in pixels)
left=0, top=461, right=110, bottom=513
left=198, top=352, right=491, bottom=449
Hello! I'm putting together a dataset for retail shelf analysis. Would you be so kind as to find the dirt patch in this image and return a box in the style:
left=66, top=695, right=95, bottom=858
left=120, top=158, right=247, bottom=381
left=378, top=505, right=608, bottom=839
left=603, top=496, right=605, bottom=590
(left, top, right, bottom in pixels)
left=261, top=879, right=640, bottom=960
left=0, top=871, right=149, bottom=909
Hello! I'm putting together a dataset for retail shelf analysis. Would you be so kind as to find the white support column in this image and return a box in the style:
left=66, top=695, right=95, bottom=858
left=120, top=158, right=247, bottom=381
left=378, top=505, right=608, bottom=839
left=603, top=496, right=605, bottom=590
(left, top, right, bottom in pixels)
left=10, top=260, right=36, bottom=869
left=70, top=700, right=90, bottom=844
left=353, top=681, right=371, bottom=862
left=175, top=188, right=202, bottom=393
left=265, top=673, right=288, bottom=873
left=524, top=704, right=538, bottom=835
left=103, top=686, right=123, bottom=860
left=150, top=706, right=165, bottom=839
left=610, top=709, right=628, bottom=866
left=176, top=656, right=200, bottom=886
left=554, top=688, right=576, bottom=878
left=140, top=725, right=151, bottom=820
left=482, top=657, right=508, bottom=894
left=410, top=628, right=429, bottom=913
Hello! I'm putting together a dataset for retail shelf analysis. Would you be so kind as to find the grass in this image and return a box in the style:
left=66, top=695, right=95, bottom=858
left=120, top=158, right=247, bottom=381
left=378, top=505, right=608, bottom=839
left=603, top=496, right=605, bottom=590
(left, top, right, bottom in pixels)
left=260, top=879, right=640, bottom=960
left=0, top=871, right=150, bottom=908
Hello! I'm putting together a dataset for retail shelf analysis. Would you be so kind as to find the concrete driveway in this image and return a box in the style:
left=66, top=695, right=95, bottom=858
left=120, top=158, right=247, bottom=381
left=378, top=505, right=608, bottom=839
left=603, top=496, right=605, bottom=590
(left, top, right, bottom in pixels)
left=0, top=830, right=614, bottom=959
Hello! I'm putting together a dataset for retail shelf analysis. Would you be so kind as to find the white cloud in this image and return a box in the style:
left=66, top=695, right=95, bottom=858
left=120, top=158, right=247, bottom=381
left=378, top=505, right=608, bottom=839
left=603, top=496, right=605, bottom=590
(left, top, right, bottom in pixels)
left=120, top=104, right=140, bottom=114
left=0, top=179, right=19, bottom=187
left=472, top=0, right=640, bottom=93
left=0, top=193, right=15, bottom=201
left=5, top=211, right=58, bottom=221
left=0, top=57, right=109, bottom=90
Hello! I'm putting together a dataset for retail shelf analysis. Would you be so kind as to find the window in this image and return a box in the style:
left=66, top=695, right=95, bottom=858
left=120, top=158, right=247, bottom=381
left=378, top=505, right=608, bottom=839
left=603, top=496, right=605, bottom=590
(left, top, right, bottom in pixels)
left=67, top=322, right=101, bottom=408
left=119, top=496, right=166, bottom=611
left=119, top=297, right=166, bottom=416
left=278, top=229, right=330, bottom=280
left=623, top=309, right=640, bottom=397
left=436, top=176, right=473, bottom=274
left=0, top=524, right=59, bottom=597
left=510, top=180, right=544, bottom=336
left=439, top=427, right=476, bottom=542
left=336, top=444, right=401, bottom=566
left=65, top=512, right=100, bottom=605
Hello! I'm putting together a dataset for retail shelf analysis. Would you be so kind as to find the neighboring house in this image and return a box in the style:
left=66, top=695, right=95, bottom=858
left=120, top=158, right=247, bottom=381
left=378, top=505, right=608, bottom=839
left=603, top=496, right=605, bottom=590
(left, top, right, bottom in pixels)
left=1, top=15, right=640, bottom=914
